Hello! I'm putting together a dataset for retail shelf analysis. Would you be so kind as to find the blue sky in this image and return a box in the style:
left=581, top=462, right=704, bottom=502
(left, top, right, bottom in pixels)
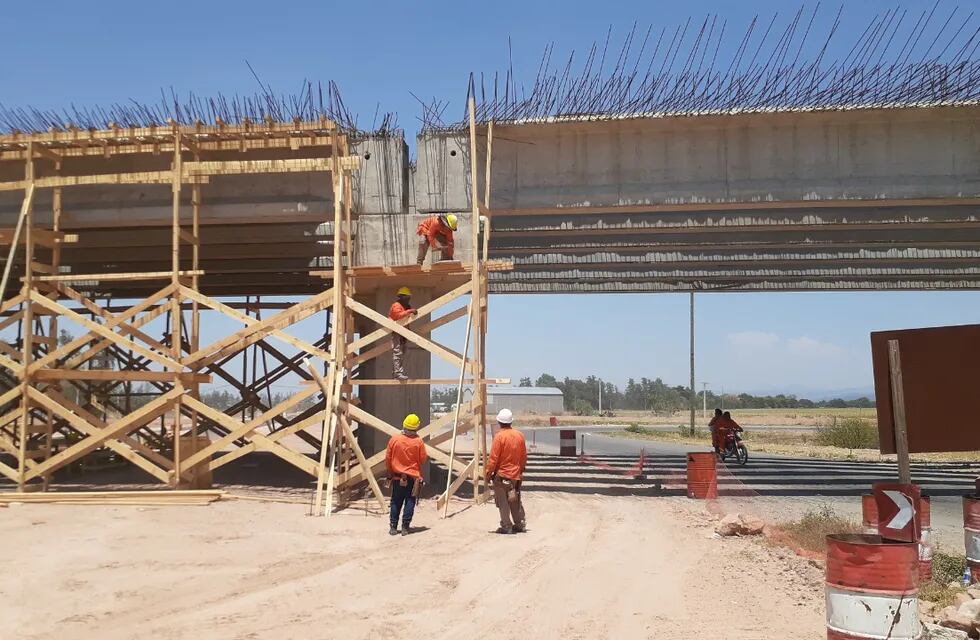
left=3, top=0, right=977, bottom=397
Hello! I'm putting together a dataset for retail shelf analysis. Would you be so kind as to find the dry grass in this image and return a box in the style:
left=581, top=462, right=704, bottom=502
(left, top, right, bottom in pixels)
left=519, top=407, right=877, bottom=429
left=767, top=505, right=862, bottom=557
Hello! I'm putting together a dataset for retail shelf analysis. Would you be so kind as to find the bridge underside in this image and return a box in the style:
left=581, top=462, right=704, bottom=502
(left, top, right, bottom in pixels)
left=409, top=104, right=980, bottom=293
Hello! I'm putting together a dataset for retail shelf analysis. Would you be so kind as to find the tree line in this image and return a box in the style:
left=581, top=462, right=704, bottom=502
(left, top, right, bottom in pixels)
left=433, top=373, right=873, bottom=415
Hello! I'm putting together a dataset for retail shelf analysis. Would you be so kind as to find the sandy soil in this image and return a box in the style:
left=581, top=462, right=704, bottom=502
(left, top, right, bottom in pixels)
left=0, top=493, right=824, bottom=640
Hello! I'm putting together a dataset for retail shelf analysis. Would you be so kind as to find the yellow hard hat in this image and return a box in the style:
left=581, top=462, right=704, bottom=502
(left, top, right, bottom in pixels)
left=397, top=286, right=412, bottom=297
left=403, top=413, right=421, bottom=431
left=445, top=213, right=458, bottom=231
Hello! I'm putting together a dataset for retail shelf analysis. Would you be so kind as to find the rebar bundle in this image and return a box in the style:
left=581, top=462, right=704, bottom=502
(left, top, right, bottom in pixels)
left=0, top=79, right=399, bottom=137
left=434, top=3, right=980, bottom=130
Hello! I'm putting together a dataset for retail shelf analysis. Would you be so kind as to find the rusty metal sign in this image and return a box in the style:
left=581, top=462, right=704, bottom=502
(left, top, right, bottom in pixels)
left=871, top=324, right=980, bottom=454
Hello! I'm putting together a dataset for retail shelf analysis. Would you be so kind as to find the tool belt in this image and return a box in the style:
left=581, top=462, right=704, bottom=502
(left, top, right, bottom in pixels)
left=390, top=474, right=423, bottom=497
left=494, top=475, right=522, bottom=503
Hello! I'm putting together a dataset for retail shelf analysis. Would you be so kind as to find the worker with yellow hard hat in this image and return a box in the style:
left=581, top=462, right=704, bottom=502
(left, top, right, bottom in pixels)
left=388, top=286, right=418, bottom=381
left=416, top=213, right=458, bottom=266
left=385, top=413, right=428, bottom=536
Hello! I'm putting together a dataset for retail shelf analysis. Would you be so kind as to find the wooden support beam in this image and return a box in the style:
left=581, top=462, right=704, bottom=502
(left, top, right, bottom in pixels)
left=182, top=157, right=360, bottom=176
left=0, top=228, right=77, bottom=248
left=348, top=305, right=468, bottom=368
left=24, top=387, right=183, bottom=481
left=346, top=297, right=476, bottom=374
left=348, top=280, right=472, bottom=353
left=0, top=184, right=34, bottom=301
left=30, top=270, right=203, bottom=283
left=29, top=388, right=173, bottom=482
left=31, top=370, right=211, bottom=383
left=181, top=286, right=334, bottom=368
left=28, top=291, right=182, bottom=371
left=179, top=387, right=320, bottom=474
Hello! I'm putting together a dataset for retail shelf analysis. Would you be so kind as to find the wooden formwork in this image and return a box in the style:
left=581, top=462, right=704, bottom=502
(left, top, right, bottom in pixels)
left=0, top=106, right=499, bottom=515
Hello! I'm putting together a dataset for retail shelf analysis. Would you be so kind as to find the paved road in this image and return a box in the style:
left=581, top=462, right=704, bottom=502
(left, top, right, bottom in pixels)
left=517, top=426, right=980, bottom=552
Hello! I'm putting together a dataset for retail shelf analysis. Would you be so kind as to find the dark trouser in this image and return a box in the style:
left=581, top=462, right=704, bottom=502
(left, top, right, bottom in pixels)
left=492, top=476, right=526, bottom=531
left=390, top=477, right=417, bottom=529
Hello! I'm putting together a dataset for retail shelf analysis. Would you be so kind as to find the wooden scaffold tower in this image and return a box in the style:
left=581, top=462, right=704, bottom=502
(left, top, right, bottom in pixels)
left=0, top=99, right=504, bottom=515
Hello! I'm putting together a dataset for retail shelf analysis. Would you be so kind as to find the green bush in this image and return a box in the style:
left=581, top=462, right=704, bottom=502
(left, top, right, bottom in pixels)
left=571, top=399, right=595, bottom=416
left=625, top=423, right=642, bottom=434
left=817, top=417, right=879, bottom=449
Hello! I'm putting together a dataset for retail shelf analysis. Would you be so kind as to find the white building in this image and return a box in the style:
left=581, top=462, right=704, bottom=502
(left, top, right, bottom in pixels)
left=486, top=386, right=564, bottom=415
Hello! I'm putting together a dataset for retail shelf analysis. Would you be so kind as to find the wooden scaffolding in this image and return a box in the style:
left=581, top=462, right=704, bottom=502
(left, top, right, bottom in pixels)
left=0, top=102, right=499, bottom=515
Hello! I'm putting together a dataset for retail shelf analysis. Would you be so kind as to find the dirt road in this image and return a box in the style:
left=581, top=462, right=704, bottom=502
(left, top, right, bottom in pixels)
left=0, top=493, right=824, bottom=639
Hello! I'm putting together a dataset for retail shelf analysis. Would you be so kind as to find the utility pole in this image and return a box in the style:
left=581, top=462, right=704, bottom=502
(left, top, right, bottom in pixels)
left=702, top=382, right=709, bottom=418
left=598, top=377, right=602, bottom=415
left=689, top=291, right=696, bottom=436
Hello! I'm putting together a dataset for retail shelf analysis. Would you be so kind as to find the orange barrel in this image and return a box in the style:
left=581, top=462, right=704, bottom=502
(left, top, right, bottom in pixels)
left=686, top=452, right=718, bottom=499
left=549, top=416, right=558, bottom=427
left=964, top=495, right=980, bottom=582
left=559, top=430, right=577, bottom=456
left=860, top=494, right=878, bottom=534
left=825, top=534, right=920, bottom=640
left=919, top=495, right=933, bottom=582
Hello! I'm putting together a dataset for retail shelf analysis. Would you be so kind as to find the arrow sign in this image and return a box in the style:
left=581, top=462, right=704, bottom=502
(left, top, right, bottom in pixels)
left=873, top=483, right=921, bottom=543
left=882, top=490, right=913, bottom=529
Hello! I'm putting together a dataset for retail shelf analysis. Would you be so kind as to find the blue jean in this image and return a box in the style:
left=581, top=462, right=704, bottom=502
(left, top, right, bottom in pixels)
left=389, top=477, right=417, bottom=529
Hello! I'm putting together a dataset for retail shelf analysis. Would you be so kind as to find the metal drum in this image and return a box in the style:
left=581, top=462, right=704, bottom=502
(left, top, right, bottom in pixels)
left=825, top=534, right=920, bottom=640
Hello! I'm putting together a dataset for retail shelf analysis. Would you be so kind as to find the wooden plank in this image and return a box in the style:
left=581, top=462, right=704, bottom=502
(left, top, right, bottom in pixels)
left=0, top=228, right=77, bottom=248
left=31, top=270, right=203, bottom=282
left=181, top=286, right=334, bottom=367
left=32, top=370, right=211, bottom=383
left=337, top=414, right=387, bottom=512
left=182, top=157, right=359, bottom=176
left=30, top=388, right=174, bottom=480
left=437, top=458, right=476, bottom=512
left=24, top=388, right=183, bottom=480
left=29, top=291, right=182, bottom=371
left=346, top=297, right=476, bottom=374
left=179, top=388, right=319, bottom=474
left=203, top=410, right=325, bottom=472
left=348, top=306, right=468, bottom=368
left=0, top=184, right=34, bottom=301
left=340, top=377, right=508, bottom=386
left=888, top=339, right=912, bottom=484
left=347, top=280, right=473, bottom=352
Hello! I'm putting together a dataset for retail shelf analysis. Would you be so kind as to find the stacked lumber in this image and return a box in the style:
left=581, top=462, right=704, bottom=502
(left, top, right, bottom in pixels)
left=0, top=490, right=224, bottom=506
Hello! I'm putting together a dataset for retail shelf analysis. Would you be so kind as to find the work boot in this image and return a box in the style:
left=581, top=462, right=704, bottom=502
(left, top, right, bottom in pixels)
left=494, top=526, right=513, bottom=535
left=513, top=524, right=526, bottom=533
left=401, top=525, right=412, bottom=536
left=395, top=373, right=408, bottom=381
left=389, top=527, right=398, bottom=536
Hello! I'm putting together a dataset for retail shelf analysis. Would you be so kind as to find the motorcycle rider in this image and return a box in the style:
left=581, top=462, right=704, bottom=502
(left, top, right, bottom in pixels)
left=717, top=411, right=743, bottom=455
left=708, top=408, right=723, bottom=454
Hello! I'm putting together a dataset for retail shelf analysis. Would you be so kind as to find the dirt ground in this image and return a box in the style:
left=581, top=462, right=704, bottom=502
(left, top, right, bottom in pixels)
left=0, top=493, right=825, bottom=640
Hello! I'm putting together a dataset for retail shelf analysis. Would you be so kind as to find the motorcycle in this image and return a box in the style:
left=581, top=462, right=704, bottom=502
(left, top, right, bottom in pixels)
left=720, top=429, right=748, bottom=466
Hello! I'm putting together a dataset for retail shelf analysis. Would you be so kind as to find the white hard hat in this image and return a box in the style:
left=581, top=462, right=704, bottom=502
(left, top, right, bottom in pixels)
left=496, top=408, right=513, bottom=425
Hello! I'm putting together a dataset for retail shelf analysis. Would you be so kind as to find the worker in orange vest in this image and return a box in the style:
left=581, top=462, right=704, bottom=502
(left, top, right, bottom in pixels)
left=416, top=214, right=458, bottom=265
left=388, top=286, right=418, bottom=381
left=708, top=408, right=723, bottom=454
left=485, top=408, right=528, bottom=534
left=386, top=413, right=428, bottom=536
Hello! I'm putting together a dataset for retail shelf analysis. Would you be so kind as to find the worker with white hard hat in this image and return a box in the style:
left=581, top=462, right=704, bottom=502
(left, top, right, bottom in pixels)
left=485, top=408, right=528, bottom=534
left=388, top=286, right=418, bottom=381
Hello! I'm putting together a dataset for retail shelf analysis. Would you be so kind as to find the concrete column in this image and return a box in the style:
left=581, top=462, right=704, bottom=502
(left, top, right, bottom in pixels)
left=355, top=286, right=432, bottom=458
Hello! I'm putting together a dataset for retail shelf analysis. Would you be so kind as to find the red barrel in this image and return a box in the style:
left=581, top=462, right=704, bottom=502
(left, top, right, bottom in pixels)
left=825, top=534, right=920, bottom=639
left=860, top=494, right=878, bottom=534
left=549, top=416, right=558, bottom=427
left=964, top=495, right=980, bottom=582
left=559, top=429, right=576, bottom=456
left=686, top=452, right=717, bottom=499
left=862, top=492, right=933, bottom=582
